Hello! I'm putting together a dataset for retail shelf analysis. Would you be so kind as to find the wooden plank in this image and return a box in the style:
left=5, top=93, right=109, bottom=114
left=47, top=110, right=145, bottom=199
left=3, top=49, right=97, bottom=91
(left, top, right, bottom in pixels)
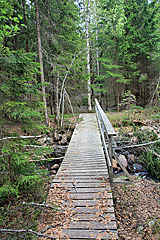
left=56, top=172, right=108, bottom=176
left=72, top=206, right=115, bottom=214
left=51, top=179, right=108, bottom=184
left=68, top=199, right=114, bottom=207
left=58, top=169, right=108, bottom=173
left=61, top=229, right=118, bottom=239
left=56, top=176, right=109, bottom=180
left=69, top=188, right=111, bottom=193
left=72, top=213, right=116, bottom=221
left=69, top=192, right=112, bottom=200
left=68, top=220, right=117, bottom=230
left=51, top=182, right=109, bottom=188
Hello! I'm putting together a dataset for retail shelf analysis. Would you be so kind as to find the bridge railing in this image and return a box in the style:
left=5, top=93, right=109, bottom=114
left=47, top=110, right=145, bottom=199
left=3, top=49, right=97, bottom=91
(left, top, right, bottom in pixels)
left=95, top=99, right=133, bottom=183
left=95, top=99, right=116, bottom=182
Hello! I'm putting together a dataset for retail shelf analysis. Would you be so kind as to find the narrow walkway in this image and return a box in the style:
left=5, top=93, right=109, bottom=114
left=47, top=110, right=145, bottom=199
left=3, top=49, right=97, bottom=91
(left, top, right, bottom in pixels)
left=51, top=113, right=118, bottom=239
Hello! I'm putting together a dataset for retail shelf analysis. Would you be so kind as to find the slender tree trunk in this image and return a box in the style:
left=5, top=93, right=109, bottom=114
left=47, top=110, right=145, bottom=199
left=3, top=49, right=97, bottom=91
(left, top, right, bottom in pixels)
left=35, top=0, right=49, bottom=126
left=84, top=0, right=92, bottom=111
left=94, top=0, right=100, bottom=103
left=22, top=0, right=29, bottom=52
left=61, top=90, right=65, bottom=129
left=114, top=33, right=119, bottom=111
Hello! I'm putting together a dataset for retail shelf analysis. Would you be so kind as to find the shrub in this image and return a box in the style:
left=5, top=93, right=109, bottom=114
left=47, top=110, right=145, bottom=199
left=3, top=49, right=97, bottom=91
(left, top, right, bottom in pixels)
left=0, top=138, right=49, bottom=204
left=139, top=151, right=160, bottom=180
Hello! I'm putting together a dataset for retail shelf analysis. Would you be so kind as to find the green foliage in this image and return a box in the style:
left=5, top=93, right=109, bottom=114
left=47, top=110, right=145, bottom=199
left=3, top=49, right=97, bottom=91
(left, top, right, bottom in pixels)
left=139, top=150, right=160, bottom=180
left=0, top=0, right=23, bottom=52
left=120, top=90, right=136, bottom=112
left=0, top=138, right=50, bottom=204
left=133, top=127, right=158, bottom=143
left=0, top=50, right=46, bottom=131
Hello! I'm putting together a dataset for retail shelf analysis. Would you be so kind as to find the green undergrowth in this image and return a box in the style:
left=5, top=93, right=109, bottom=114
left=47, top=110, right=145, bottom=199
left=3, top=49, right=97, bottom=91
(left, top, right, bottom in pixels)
left=107, top=106, right=160, bottom=128
left=108, top=107, right=160, bottom=180
left=0, top=137, right=52, bottom=205
left=139, top=150, right=160, bottom=180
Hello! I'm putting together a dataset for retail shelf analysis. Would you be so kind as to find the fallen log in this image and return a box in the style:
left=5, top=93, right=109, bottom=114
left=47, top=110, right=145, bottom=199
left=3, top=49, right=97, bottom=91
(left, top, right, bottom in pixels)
left=0, top=135, right=43, bottom=141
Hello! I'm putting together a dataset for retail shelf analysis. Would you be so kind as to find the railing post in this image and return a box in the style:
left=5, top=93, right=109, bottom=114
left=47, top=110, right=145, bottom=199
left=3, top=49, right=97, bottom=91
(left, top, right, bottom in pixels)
left=108, top=136, right=113, bottom=182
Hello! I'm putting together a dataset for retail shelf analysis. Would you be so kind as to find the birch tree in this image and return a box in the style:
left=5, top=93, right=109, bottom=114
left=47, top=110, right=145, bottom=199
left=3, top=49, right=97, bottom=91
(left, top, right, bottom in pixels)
left=35, top=0, right=49, bottom=126
left=84, top=0, right=92, bottom=111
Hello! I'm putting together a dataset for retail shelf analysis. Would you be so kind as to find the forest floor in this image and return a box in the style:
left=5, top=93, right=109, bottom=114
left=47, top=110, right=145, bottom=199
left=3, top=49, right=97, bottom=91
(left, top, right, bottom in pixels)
left=112, top=177, right=160, bottom=240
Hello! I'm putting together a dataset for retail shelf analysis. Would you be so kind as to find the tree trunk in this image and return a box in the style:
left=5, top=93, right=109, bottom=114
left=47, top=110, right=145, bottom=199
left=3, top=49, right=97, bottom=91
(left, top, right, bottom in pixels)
left=22, top=0, right=29, bottom=52
left=35, top=0, right=49, bottom=126
left=84, top=0, right=92, bottom=111
left=114, top=33, right=119, bottom=111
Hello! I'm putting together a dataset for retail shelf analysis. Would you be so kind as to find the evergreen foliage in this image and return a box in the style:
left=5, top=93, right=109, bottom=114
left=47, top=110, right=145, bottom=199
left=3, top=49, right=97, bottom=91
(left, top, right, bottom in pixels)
left=0, top=138, right=50, bottom=204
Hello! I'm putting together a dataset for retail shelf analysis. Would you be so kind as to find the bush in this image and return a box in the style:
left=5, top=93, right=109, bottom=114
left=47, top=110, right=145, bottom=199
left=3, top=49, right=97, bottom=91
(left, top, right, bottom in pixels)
left=0, top=138, right=49, bottom=204
left=139, top=151, right=160, bottom=180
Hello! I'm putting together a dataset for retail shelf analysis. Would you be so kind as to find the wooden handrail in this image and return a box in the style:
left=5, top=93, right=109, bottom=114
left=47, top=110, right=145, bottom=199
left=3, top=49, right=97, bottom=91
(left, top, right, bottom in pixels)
left=95, top=98, right=133, bottom=183
left=95, top=99, right=116, bottom=137
left=95, top=98, right=116, bottom=182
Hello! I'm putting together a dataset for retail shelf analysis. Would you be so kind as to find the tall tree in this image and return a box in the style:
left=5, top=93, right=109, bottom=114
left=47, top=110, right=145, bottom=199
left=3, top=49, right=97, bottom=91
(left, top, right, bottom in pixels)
left=35, top=0, right=49, bottom=126
left=84, top=0, right=92, bottom=111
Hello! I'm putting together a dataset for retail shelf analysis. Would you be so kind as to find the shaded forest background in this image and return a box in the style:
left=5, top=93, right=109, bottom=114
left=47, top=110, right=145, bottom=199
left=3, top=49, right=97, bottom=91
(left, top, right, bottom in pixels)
left=1, top=0, right=160, bottom=130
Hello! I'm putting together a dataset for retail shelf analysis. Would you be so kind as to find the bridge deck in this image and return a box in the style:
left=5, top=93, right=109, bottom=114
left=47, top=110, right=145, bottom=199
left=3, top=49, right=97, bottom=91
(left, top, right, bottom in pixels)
left=51, top=113, right=118, bottom=239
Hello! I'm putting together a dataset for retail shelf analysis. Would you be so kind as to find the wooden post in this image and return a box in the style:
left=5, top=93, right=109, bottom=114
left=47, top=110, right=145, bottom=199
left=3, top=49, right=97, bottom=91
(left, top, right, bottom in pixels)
left=108, top=136, right=113, bottom=182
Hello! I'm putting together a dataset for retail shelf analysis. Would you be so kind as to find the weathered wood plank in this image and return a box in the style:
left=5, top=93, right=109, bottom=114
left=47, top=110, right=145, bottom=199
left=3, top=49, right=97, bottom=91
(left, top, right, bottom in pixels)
left=69, top=192, right=112, bottom=199
left=68, top=199, right=114, bottom=207
left=61, top=229, right=118, bottom=239
left=51, top=179, right=108, bottom=184
left=51, top=182, right=109, bottom=188
left=71, top=206, right=115, bottom=214
left=68, top=220, right=117, bottom=230
left=72, top=213, right=116, bottom=221
left=69, top=187, right=111, bottom=193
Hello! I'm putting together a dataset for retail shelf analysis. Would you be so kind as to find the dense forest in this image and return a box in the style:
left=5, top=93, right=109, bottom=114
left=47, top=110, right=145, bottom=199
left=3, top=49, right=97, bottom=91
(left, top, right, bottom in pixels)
left=1, top=0, right=160, bottom=126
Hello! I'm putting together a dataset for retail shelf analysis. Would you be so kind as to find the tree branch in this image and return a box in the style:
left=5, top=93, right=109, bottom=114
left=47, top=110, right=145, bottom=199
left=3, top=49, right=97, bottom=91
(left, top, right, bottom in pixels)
left=0, top=228, right=56, bottom=239
left=0, top=135, right=43, bottom=141
left=21, top=201, right=62, bottom=211
left=116, top=139, right=160, bottom=149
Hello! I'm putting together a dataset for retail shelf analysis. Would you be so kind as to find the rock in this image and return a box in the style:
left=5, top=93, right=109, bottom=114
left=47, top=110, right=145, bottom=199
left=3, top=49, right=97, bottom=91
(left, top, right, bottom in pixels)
left=141, top=126, right=154, bottom=131
left=127, top=132, right=134, bottom=137
left=50, top=164, right=59, bottom=170
left=131, top=136, right=138, bottom=142
left=113, top=159, right=117, bottom=169
left=137, top=226, right=144, bottom=232
left=61, top=135, right=68, bottom=145
left=50, top=170, right=57, bottom=175
left=127, top=154, right=135, bottom=162
left=119, top=154, right=128, bottom=168
left=57, top=134, right=62, bottom=141
left=115, top=167, right=121, bottom=173
left=148, top=220, right=156, bottom=228
left=38, top=137, right=51, bottom=144
left=133, top=164, right=145, bottom=172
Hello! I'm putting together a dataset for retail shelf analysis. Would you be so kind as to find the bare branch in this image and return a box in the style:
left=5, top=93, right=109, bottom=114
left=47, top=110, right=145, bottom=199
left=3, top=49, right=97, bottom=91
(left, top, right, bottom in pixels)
left=21, top=201, right=62, bottom=211
left=0, top=228, right=56, bottom=239
left=0, top=135, right=42, bottom=141
left=116, top=139, right=160, bottom=149
left=29, top=156, right=64, bottom=162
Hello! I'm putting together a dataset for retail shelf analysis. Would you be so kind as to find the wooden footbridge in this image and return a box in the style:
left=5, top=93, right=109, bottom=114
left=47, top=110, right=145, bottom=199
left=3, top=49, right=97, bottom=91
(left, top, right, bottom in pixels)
left=50, top=100, right=132, bottom=239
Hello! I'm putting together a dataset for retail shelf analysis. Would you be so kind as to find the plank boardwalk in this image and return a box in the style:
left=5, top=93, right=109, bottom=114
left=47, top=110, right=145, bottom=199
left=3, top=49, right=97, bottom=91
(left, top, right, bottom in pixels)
left=51, top=113, right=118, bottom=239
